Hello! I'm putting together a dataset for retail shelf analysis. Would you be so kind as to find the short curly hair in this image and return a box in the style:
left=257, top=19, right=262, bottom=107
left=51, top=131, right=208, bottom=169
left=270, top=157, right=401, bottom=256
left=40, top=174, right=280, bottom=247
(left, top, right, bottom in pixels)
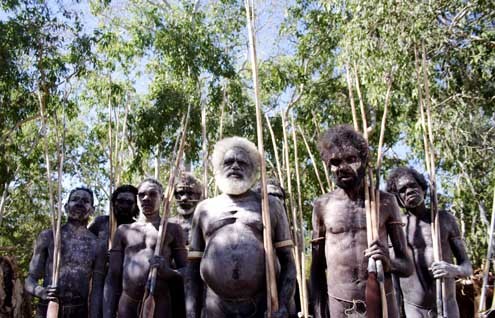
left=175, top=172, right=203, bottom=195
left=386, top=167, right=428, bottom=194
left=68, top=187, right=94, bottom=206
left=318, top=125, right=368, bottom=166
left=138, top=178, right=164, bottom=195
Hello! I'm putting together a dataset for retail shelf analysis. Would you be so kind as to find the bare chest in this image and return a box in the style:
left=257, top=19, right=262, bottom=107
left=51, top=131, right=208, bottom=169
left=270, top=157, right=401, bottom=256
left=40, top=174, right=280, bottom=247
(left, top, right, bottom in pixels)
left=203, top=205, right=264, bottom=239
left=322, top=200, right=367, bottom=235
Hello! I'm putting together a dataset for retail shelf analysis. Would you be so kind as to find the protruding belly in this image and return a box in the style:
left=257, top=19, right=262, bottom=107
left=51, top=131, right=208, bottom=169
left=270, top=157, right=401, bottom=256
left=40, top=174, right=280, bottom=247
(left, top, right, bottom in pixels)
left=201, top=225, right=265, bottom=298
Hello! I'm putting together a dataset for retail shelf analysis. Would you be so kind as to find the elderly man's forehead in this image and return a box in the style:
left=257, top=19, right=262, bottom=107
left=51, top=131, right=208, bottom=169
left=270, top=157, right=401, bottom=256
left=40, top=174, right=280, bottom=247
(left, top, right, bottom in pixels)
left=224, top=147, right=250, bottom=159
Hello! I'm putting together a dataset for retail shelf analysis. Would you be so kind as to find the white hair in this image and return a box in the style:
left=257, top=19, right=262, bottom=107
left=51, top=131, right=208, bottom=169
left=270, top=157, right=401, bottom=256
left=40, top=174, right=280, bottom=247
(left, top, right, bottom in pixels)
left=212, top=137, right=260, bottom=195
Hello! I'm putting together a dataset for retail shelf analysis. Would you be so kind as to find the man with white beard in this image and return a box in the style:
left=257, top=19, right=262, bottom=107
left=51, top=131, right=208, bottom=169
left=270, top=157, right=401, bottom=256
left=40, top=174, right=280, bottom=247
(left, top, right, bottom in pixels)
left=186, top=136, right=296, bottom=318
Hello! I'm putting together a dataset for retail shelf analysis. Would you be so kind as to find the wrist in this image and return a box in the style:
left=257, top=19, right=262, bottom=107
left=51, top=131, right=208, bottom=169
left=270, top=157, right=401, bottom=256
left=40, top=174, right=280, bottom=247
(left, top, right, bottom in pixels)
left=34, top=285, right=45, bottom=298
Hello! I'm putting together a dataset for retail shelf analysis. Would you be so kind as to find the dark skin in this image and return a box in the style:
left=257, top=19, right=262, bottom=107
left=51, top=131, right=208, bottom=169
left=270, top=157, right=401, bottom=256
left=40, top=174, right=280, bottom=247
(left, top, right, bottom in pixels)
left=187, top=147, right=296, bottom=318
left=103, top=180, right=187, bottom=318
left=25, top=189, right=106, bottom=318
left=169, top=177, right=203, bottom=246
left=310, top=146, right=413, bottom=318
left=390, top=172, right=472, bottom=318
left=88, top=191, right=138, bottom=242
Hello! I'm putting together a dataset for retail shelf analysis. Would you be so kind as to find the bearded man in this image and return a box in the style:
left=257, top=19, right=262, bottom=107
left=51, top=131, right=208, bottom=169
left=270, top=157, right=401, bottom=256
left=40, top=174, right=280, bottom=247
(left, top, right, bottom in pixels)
left=186, top=136, right=296, bottom=318
left=310, top=125, right=413, bottom=318
left=25, top=187, right=106, bottom=318
left=170, top=172, right=203, bottom=246
left=386, top=167, right=472, bottom=318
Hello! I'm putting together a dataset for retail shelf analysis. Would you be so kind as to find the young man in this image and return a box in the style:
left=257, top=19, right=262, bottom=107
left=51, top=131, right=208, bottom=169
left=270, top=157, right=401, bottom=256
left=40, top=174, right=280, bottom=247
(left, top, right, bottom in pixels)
left=88, top=184, right=138, bottom=244
left=103, top=178, right=187, bottom=318
left=386, top=167, right=472, bottom=317
left=310, top=125, right=413, bottom=318
left=187, top=136, right=296, bottom=318
left=25, top=187, right=106, bottom=317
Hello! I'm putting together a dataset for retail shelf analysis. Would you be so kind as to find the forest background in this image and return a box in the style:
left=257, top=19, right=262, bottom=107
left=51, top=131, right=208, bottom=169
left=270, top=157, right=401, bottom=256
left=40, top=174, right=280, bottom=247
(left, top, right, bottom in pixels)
left=1, top=0, right=494, bottom=281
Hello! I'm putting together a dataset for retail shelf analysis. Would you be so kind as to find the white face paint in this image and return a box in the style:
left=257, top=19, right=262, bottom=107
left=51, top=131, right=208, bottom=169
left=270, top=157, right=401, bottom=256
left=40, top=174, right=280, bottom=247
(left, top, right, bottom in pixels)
left=65, top=190, right=94, bottom=222
left=215, top=147, right=257, bottom=195
left=328, top=146, right=365, bottom=189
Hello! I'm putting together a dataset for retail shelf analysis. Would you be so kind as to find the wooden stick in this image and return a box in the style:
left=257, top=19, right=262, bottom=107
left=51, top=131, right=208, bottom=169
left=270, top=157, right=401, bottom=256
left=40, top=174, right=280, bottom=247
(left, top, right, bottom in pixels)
left=290, top=115, right=309, bottom=318
left=265, top=113, right=284, bottom=187
left=479, top=188, right=495, bottom=313
left=421, top=42, right=445, bottom=317
left=140, top=104, right=191, bottom=318
left=38, top=88, right=61, bottom=318
left=354, top=65, right=388, bottom=318
left=345, top=64, right=360, bottom=131
left=297, top=125, right=325, bottom=194
left=201, top=100, right=208, bottom=198
left=281, top=111, right=304, bottom=316
left=244, top=0, right=278, bottom=314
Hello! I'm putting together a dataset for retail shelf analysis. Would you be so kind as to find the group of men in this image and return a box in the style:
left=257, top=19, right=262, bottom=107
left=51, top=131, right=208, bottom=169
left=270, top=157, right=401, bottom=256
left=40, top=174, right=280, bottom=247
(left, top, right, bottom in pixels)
left=24, top=125, right=472, bottom=318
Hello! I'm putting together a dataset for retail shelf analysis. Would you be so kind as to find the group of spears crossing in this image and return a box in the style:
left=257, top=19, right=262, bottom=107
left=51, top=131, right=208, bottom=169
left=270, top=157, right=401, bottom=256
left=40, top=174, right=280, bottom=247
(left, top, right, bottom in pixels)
left=24, top=125, right=473, bottom=318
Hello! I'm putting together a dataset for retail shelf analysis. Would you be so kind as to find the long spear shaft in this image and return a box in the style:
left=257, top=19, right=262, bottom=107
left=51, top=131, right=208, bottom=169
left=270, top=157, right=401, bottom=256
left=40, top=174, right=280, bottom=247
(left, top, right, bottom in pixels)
left=140, top=104, right=191, bottom=318
left=420, top=42, right=445, bottom=317
left=297, top=126, right=325, bottom=194
left=281, top=112, right=304, bottom=313
left=353, top=65, right=388, bottom=318
left=480, top=188, right=495, bottom=313
left=291, top=115, right=309, bottom=318
left=244, top=0, right=278, bottom=314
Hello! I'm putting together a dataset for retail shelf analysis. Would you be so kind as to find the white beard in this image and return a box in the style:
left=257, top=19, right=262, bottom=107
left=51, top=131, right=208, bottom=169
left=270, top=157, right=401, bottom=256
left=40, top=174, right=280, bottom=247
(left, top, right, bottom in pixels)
left=215, top=173, right=257, bottom=195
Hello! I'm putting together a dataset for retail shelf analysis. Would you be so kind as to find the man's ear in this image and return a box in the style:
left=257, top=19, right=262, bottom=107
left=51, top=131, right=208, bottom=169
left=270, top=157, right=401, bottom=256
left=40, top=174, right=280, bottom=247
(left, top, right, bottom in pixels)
left=64, top=202, right=69, bottom=214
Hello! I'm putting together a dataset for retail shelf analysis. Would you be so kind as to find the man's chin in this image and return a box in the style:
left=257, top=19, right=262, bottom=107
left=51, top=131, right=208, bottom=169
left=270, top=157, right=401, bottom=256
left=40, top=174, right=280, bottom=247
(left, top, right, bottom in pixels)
left=215, top=174, right=255, bottom=195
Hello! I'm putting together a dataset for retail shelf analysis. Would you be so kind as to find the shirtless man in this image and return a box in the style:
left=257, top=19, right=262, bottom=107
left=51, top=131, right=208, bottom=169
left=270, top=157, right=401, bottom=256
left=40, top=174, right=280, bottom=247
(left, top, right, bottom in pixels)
left=187, top=136, right=296, bottom=318
left=103, top=178, right=187, bottom=318
left=88, top=184, right=138, bottom=244
left=310, top=125, right=413, bottom=318
left=386, top=167, right=472, bottom=317
left=169, top=172, right=203, bottom=245
left=25, top=187, right=106, bottom=317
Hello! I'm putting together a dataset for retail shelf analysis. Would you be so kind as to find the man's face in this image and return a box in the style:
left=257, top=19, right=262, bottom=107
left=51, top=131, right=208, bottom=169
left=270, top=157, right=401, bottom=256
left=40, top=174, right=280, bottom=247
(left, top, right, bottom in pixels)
left=174, top=186, right=201, bottom=215
left=396, top=174, right=425, bottom=209
left=221, top=147, right=253, bottom=183
left=137, top=182, right=162, bottom=217
left=65, top=190, right=94, bottom=222
left=114, top=192, right=137, bottom=220
left=328, top=146, right=365, bottom=190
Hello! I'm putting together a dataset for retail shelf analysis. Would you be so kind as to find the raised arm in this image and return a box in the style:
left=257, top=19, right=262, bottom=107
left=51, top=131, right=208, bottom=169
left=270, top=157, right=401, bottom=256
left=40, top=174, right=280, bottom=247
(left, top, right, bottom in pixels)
left=271, top=198, right=296, bottom=316
left=385, top=193, right=413, bottom=277
left=90, top=240, right=106, bottom=318
left=103, top=227, right=125, bottom=318
left=186, top=207, right=206, bottom=318
left=310, top=200, right=329, bottom=318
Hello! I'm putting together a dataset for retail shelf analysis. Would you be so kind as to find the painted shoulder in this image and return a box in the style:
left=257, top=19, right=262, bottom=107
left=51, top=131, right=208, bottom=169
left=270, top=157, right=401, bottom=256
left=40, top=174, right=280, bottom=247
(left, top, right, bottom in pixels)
left=314, top=190, right=340, bottom=208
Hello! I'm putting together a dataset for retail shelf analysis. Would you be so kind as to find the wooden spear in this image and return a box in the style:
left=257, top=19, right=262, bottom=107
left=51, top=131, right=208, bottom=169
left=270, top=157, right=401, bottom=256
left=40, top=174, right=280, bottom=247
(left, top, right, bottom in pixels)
left=479, top=188, right=495, bottom=313
left=140, top=104, right=191, bottom=318
left=42, top=106, right=66, bottom=318
left=352, top=64, right=388, bottom=318
left=281, top=111, right=305, bottom=314
left=420, top=42, right=445, bottom=317
left=291, top=115, right=309, bottom=318
left=245, top=1, right=279, bottom=314
left=297, top=125, right=325, bottom=194
left=265, top=113, right=284, bottom=187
